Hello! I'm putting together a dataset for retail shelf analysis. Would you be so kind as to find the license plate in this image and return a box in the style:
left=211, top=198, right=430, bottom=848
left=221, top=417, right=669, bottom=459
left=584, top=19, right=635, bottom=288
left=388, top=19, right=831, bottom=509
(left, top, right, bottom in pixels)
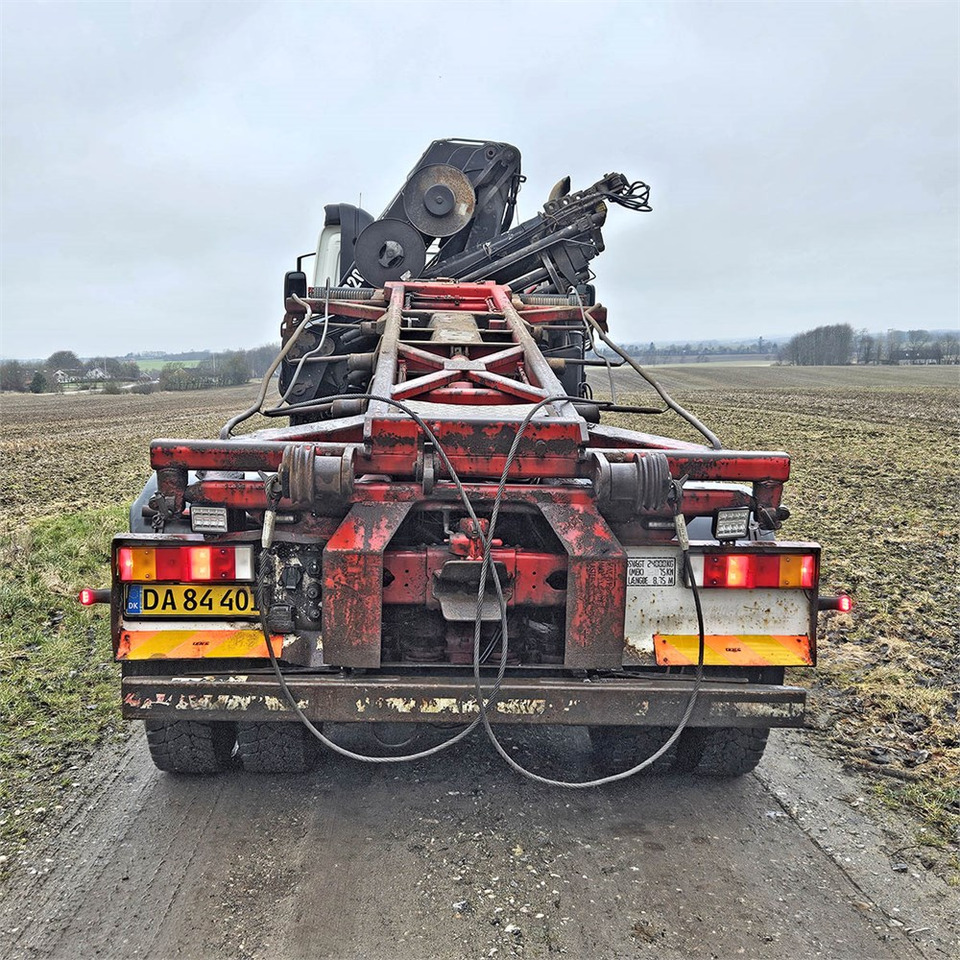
left=627, top=556, right=677, bottom=587
left=125, top=584, right=258, bottom=618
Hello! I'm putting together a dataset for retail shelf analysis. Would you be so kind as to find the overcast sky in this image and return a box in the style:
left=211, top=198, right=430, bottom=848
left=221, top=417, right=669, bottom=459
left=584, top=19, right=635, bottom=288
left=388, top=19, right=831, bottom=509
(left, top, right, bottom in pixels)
left=1, top=0, right=957, bottom=359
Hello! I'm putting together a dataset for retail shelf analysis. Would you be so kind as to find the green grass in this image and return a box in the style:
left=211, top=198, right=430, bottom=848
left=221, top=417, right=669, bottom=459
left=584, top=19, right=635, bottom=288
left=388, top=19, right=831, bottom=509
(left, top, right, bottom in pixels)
left=0, top=508, right=124, bottom=862
left=134, top=359, right=201, bottom=372
left=599, top=365, right=959, bottom=874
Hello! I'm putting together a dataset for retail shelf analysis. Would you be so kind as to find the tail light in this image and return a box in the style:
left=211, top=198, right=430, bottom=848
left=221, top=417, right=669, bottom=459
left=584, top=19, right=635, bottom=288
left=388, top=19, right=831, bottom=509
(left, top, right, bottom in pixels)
left=691, top=552, right=817, bottom=589
left=116, top=545, right=254, bottom=582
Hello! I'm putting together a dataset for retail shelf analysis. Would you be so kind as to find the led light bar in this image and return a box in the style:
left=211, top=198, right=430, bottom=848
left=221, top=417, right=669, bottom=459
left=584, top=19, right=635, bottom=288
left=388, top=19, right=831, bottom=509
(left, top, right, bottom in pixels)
left=190, top=505, right=229, bottom=533
left=117, top=545, right=255, bottom=583
left=713, top=507, right=751, bottom=541
left=689, top=552, right=816, bottom=589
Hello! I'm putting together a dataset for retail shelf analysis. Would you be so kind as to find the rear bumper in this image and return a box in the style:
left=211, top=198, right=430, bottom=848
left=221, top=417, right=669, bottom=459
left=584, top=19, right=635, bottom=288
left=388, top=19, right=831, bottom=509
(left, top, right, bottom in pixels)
left=121, top=673, right=806, bottom=728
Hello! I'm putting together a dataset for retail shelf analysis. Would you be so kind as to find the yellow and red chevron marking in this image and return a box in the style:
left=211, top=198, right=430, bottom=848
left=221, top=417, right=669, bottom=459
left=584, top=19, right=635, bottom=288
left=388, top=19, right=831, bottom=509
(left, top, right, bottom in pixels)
left=653, top=634, right=812, bottom=667
left=117, top=629, right=283, bottom=660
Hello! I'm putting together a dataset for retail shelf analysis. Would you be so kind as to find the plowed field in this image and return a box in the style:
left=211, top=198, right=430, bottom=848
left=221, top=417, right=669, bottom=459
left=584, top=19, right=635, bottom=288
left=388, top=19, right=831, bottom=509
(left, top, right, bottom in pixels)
left=0, top=385, right=261, bottom=536
left=0, top=366, right=958, bottom=960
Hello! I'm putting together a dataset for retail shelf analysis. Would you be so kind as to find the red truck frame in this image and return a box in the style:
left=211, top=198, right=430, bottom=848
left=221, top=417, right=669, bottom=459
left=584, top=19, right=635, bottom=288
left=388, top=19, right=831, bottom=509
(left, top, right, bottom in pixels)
left=101, top=279, right=836, bottom=777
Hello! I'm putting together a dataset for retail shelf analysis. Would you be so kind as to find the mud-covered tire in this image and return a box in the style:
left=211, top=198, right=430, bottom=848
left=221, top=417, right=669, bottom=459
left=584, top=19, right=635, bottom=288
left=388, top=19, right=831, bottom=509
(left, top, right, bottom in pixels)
left=144, top=719, right=236, bottom=774
left=676, top=726, right=769, bottom=777
left=236, top=721, right=320, bottom=774
left=588, top=725, right=679, bottom=774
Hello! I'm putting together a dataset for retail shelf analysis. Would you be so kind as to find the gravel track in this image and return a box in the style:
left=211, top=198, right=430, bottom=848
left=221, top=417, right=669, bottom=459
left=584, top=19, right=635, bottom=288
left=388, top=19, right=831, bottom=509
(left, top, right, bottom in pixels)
left=1, top=726, right=957, bottom=960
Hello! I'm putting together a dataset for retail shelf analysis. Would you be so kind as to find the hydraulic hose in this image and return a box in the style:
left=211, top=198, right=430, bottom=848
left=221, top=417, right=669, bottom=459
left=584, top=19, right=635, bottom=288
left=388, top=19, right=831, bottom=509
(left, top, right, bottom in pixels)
left=250, top=390, right=707, bottom=785
left=574, top=292, right=723, bottom=450
left=224, top=290, right=717, bottom=783
left=220, top=293, right=322, bottom=439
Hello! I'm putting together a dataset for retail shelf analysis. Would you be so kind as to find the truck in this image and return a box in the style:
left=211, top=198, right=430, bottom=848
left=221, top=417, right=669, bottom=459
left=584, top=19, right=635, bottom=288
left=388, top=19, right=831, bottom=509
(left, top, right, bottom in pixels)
left=81, top=139, right=850, bottom=781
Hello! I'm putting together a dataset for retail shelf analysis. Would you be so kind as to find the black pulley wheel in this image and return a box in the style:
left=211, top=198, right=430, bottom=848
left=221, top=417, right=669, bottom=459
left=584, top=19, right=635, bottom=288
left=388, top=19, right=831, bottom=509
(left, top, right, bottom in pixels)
left=354, top=219, right=427, bottom=286
left=402, top=164, right=476, bottom=237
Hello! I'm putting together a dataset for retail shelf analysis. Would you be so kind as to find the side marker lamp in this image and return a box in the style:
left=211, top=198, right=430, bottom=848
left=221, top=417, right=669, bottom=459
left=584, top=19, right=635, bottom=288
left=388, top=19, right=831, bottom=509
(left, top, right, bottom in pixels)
left=818, top=594, right=853, bottom=612
left=78, top=588, right=110, bottom=605
left=713, top=507, right=751, bottom=541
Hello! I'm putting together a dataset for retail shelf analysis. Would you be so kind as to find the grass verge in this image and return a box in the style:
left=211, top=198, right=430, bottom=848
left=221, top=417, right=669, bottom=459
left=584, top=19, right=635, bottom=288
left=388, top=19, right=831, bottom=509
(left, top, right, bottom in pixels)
left=0, top=507, right=125, bottom=871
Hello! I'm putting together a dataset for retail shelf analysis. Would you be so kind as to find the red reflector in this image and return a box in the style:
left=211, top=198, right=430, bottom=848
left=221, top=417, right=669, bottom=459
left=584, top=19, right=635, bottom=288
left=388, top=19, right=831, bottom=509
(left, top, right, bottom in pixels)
left=800, top=554, right=816, bottom=589
left=754, top=555, right=780, bottom=588
left=118, top=547, right=134, bottom=581
left=156, top=549, right=183, bottom=580
left=838, top=594, right=853, bottom=613
left=210, top=547, right=236, bottom=580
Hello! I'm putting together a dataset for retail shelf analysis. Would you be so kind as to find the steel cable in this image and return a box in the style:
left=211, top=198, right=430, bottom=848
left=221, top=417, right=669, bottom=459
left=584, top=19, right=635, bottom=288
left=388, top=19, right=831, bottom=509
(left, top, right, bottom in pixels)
left=230, top=302, right=711, bottom=781
left=220, top=293, right=326, bottom=439
left=572, top=290, right=723, bottom=450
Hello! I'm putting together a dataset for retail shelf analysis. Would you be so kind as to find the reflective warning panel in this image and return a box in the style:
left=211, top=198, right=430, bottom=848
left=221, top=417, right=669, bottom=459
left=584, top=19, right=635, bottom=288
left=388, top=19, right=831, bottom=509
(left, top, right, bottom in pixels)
left=654, top=633, right=812, bottom=667
left=117, top=628, right=281, bottom=660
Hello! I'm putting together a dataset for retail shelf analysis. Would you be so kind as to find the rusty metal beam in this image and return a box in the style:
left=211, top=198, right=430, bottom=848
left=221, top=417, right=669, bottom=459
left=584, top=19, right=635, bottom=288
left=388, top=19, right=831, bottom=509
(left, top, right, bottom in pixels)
left=536, top=498, right=626, bottom=669
left=121, top=673, right=806, bottom=727
left=322, top=501, right=412, bottom=668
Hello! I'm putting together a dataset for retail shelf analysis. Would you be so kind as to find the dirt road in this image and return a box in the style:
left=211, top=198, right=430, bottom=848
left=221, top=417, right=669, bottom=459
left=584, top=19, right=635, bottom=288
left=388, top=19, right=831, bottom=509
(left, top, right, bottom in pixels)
left=1, top=726, right=956, bottom=960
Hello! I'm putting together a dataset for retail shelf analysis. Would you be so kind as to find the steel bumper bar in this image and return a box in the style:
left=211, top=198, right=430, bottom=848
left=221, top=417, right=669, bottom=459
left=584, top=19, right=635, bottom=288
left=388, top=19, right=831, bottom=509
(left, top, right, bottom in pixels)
left=122, top=674, right=806, bottom=728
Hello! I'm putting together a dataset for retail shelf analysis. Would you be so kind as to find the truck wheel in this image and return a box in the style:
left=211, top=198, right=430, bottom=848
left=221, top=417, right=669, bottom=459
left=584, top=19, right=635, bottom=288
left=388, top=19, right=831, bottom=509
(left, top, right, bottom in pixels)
left=588, top=725, right=678, bottom=774
left=144, top=719, right=236, bottom=774
left=676, top=726, right=769, bottom=777
left=236, top=721, right=320, bottom=773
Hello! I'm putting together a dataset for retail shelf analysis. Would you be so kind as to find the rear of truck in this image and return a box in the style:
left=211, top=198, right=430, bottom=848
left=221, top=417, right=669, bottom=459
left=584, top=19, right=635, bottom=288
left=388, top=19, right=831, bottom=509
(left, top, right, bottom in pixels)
left=100, top=280, right=840, bottom=779
left=88, top=140, right=848, bottom=780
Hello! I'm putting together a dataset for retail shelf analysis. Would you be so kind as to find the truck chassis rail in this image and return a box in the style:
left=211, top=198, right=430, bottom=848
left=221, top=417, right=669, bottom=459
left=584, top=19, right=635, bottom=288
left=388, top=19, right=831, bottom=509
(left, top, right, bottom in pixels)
left=122, top=674, right=806, bottom=728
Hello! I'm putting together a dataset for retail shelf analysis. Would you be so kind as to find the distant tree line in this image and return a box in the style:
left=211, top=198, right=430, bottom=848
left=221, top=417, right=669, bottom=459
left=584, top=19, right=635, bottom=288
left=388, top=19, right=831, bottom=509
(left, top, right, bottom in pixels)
left=617, top=337, right=774, bottom=364
left=778, top=325, right=959, bottom=366
left=0, top=350, right=142, bottom=393
left=851, top=328, right=959, bottom=365
left=779, top=324, right=853, bottom=366
left=1, top=344, right=281, bottom=393
left=156, top=344, right=278, bottom=391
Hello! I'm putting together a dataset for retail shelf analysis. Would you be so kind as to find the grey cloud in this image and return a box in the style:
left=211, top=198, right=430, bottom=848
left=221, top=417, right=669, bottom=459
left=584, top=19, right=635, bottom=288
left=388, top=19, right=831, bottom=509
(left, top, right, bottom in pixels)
left=1, top=0, right=956, bottom=358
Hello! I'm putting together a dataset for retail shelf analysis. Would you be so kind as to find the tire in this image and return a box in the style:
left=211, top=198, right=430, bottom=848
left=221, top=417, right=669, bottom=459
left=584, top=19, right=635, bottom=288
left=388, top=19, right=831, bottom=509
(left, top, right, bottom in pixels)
left=676, top=726, right=769, bottom=777
left=369, top=722, right=426, bottom=754
left=144, top=719, right=236, bottom=774
left=588, top=725, right=679, bottom=774
left=236, top=721, right=320, bottom=773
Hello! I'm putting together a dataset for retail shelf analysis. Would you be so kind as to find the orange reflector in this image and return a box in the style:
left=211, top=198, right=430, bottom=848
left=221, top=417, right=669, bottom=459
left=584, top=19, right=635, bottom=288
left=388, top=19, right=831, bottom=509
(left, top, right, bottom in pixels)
left=128, top=547, right=156, bottom=581
left=779, top=554, right=806, bottom=588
